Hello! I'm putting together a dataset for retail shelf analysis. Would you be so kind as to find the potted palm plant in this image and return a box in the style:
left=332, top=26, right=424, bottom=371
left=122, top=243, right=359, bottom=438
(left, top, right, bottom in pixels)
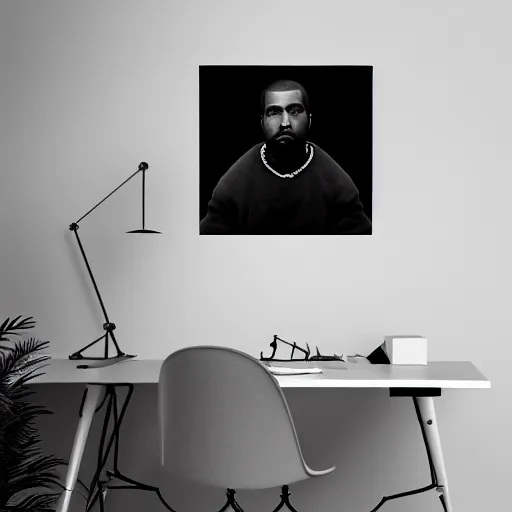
left=0, top=315, right=64, bottom=511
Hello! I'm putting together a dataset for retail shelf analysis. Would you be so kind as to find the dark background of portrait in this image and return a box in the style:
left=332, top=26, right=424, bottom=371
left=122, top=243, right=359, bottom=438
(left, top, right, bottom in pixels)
left=199, top=65, right=373, bottom=223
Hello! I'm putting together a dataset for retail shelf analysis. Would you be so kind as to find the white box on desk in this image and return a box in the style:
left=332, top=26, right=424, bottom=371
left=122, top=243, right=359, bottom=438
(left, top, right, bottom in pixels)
left=384, top=335, right=427, bottom=365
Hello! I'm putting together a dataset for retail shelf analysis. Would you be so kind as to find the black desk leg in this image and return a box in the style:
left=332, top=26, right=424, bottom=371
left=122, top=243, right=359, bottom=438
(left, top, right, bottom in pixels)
left=85, top=384, right=176, bottom=512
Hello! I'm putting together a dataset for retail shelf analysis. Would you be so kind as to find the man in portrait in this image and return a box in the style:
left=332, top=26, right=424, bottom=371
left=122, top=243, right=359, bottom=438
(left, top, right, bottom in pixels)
left=199, top=79, right=372, bottom=235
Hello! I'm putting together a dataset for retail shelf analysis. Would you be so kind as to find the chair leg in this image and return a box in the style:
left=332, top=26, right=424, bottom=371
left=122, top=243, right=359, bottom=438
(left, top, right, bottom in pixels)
left=218, top=488, right=245, bottom=512
left=272, top=485, right=299, bottom=512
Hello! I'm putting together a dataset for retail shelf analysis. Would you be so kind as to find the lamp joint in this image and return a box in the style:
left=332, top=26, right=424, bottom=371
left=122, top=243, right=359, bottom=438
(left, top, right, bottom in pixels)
left=103, top=322, right=116, bottom=332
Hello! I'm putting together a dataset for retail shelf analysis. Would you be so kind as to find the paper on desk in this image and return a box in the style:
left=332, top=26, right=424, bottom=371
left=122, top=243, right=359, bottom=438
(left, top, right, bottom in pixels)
left=266, top=366, right=322, bottom=375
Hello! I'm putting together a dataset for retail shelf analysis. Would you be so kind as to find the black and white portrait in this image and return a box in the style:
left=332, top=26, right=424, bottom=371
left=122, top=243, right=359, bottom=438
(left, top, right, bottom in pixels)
left=199, top=65, right=373, bottom=235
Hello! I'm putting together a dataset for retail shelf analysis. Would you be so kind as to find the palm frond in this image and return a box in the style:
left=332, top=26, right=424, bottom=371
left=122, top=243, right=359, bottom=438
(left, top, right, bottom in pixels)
left=0, top=338, right=50, bottom=381
left=0, top=316, right=36, bottom=341
left=2, top=491, right=60, bottom=511
left=0, top=315, right=65, bottom=511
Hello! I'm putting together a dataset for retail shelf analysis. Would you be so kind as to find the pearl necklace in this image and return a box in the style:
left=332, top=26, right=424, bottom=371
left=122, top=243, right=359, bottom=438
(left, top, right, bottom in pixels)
left=260, top=142, right=314, bottom=179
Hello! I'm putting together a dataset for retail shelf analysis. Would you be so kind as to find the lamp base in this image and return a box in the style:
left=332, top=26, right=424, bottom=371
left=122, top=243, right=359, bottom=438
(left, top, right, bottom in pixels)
left=74, top=354, right=136, bottom=369
left=69, top=327, right=135, bottom=367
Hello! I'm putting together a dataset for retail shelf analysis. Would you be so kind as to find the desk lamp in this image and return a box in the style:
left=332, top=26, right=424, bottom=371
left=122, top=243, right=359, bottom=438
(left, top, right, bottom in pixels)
left=69, top=162, right=161, bottom=368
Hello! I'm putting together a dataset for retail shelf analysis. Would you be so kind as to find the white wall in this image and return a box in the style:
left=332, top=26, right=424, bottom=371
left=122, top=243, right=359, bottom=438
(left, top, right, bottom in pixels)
left=1, top=1, right=509, bottom=511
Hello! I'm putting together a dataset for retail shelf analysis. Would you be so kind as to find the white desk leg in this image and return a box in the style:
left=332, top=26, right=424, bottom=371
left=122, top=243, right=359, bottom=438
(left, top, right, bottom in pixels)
left=416, top=396, right=452, bottom=512
left=56, top=384, right=105, bottom=512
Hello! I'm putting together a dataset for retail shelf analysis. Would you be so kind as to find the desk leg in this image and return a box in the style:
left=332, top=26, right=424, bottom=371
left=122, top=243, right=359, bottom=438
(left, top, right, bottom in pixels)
left=56, top=384, right=105, bottom=512
left=416, top=396, right=452, bottom=512
left=85, top=384, right=177, bottom=512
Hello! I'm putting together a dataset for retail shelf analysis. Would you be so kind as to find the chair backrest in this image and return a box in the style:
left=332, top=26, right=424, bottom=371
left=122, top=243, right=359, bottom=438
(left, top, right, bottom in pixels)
left=158, top=345, right=316, bottom=490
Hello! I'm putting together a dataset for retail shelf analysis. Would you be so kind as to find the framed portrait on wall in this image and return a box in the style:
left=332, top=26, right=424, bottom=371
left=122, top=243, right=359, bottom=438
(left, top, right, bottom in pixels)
left=199, top=65, right=373, bottom=235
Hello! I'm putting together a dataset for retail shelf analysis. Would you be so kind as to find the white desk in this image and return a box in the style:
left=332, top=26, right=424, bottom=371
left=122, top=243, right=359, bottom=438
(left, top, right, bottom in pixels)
left=32, top=358, right=490, bottom=512
left=34, top=357, right=489, bottom=387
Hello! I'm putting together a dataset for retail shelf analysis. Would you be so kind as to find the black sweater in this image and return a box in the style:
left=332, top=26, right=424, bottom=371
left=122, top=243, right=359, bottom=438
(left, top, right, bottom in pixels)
left=200, top=143, right=371, bottom=235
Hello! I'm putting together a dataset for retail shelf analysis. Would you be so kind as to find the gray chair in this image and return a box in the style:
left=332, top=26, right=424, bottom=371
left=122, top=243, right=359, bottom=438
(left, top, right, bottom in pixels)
left=158, top=346, right=335, bottom=511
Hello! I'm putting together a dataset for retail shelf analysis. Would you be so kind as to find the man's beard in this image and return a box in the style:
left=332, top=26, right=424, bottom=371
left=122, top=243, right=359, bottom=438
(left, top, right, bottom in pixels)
left=265, top=134, right=308, bottom=173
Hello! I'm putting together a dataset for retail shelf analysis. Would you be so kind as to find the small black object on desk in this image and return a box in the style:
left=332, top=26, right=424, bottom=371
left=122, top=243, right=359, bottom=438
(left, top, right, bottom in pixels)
left=260, top=334, right=344, bottom=363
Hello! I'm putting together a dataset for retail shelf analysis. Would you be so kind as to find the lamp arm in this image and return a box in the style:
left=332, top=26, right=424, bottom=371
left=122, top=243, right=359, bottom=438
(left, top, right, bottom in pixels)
left=69, top=224, right=111, bottom=326
left=75, top=162, right=148, bottom=225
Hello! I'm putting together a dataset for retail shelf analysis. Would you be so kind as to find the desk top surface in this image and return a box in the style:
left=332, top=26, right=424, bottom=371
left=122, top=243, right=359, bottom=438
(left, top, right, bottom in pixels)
left=30, top=358, right=490, bottom=389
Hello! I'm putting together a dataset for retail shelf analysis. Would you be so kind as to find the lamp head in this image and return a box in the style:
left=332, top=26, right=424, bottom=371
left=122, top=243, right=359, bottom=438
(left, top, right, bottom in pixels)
left=127, top=229, right=162, bottom=234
